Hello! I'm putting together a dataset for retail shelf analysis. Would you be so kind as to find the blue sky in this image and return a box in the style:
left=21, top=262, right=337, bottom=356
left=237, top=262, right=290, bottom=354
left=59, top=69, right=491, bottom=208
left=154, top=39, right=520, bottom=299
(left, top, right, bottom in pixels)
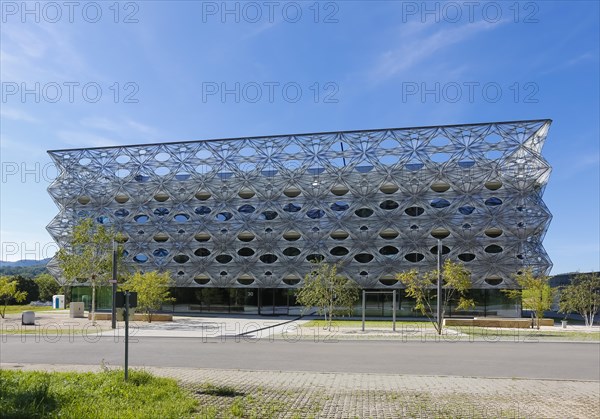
left=0, top=1, right=598, bottom=274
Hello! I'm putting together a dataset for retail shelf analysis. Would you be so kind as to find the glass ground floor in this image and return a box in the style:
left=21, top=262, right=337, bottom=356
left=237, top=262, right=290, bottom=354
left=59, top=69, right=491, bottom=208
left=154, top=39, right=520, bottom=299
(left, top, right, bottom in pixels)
left=70, top=286, right=521, bottom=318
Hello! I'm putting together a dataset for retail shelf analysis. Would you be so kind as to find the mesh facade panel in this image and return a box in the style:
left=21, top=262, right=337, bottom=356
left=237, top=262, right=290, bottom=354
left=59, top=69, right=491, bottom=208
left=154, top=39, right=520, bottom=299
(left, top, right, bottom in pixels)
left=46, top=120, right=552, bottom=289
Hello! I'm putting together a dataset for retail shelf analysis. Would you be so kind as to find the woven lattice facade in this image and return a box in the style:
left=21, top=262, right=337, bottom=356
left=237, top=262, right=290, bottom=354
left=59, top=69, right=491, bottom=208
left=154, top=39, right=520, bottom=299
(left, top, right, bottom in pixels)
left=46, top=120, right=552, bottom=289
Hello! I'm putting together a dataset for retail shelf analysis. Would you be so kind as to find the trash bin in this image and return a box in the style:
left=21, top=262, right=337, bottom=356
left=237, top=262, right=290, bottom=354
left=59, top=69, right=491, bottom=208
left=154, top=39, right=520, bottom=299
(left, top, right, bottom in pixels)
left=561, top=320, right=567, bottom=329
left=22, top=311, right=35, bottom=325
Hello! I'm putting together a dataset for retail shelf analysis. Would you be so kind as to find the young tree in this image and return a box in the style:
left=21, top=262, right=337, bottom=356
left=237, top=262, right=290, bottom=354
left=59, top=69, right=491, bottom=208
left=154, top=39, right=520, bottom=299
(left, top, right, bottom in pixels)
left=503, top=268, right=554, bottom=329
left=34, top=273, right=61, bottom=302
left=56, top=218, right=120, bottom=323
left=296, top=262, right=359, bottom=330
left=0, top=276, right=28, bottom=318
left=124, top=271, right=174, bottom=322
left=559, top=272, right=600, bottom=328
left=396, top=259, right=474, bottom=335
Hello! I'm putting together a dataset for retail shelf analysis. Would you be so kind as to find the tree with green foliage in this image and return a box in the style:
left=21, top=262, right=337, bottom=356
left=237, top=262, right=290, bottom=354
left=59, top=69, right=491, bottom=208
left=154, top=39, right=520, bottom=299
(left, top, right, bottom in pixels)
left=0, top=276, right=28, bottom=318
left=296, top=262, right=359, bottom=330
left=56, top=218, right=124, bottom=322
left=6, top=275, right=38, bottom=304
left=396, top=259, right=474, bottom=335
left=559, top=272, right=600, bottom=328
left=503, top=267, right=554, bottom=329
left=34, top=273, right=61, bottom=302
left=124, top=271, right=174, bottom=322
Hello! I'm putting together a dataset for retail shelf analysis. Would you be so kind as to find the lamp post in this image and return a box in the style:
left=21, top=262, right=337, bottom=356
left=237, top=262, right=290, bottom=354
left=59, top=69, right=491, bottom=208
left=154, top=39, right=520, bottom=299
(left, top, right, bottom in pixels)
left=436, top=238, right=442, bottom=334
left=111, top=240, right=117, bottom=329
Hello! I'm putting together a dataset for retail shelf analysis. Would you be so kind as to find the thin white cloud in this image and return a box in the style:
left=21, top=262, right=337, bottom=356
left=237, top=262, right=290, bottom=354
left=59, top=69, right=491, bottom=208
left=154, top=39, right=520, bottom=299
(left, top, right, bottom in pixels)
left=371, top=20, right=502, bottom=81
left=0, top=107, right=38, bottom=123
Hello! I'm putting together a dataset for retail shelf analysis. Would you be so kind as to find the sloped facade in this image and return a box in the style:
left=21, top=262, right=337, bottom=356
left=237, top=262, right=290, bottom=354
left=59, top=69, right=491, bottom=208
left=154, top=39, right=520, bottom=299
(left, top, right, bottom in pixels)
left=47, top=120, right=552, bottom=291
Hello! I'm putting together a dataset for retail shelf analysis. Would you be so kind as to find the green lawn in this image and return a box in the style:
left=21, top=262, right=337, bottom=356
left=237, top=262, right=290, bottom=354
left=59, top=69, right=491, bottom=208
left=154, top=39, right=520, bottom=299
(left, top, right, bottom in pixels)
left=0, top=369, right=198, bottom=419
left=1, top=305, right=63, bottom=315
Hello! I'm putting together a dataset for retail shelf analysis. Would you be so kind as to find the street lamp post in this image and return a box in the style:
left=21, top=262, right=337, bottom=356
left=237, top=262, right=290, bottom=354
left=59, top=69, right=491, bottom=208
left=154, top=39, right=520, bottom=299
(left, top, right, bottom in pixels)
left=111, top=240, right=117, bottom=329
left=436, top=238, right=443, bottom=334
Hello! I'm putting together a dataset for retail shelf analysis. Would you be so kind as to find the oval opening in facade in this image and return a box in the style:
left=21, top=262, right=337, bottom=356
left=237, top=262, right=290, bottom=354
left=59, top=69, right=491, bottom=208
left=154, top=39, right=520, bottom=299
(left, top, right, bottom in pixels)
left=331, top=185, right=349, bottom=196
left=330, top=202, right=349, bottom=211
left=405, top=206, right=425, bottom=217
left=354, top=253, right=374, bottom=263
left=430, top=198, right=451, bottom=209
left=379, top=183, right=399, bottom=194
left=238, top=188, right=255, bottom=199
left=78, top=196, right=91, bottom=205
left=330, top=230, right=349, bottom=240
left=152, top=248, right=168, bottom=258
left=458, top=253, right=476, bottom=262
left=430, top=228, right=450, bottom=239
left=306, top=254, right=324, bottom=263
left=195, top=206, right=211, bottom=215
left=355, top=208, right=374, bottom=218
left=215, top=212, right=233, bottom=221
left=194, top=275, right=210, bottom=285
left=430, top=245, right=450, bottom=255
left=237, top=248, right=255, bottom=257
left=379, top=246, right=399, bottom=255
left=330, top=246, right=349, bottom=256
left=283, top=276, right=301, bottom=286
left=238, top=204, right=256, bottom=214
left=380, top=200, right=399, bottom=210
left=283, top=203, right=301, bottom=213
left=485, top=197, right=503, bottom=207
left=485, top=276, right=503, bottom=286
left=237, top=276, right=255, bottom=286
left=173, top=255, right=190, bottom=264
left=194, top=233, right=211, bottom=242
left=484, top=180, right=502, bottom=191
left=485, top=245, right=503, bottom=253
left=154, top=192, right=169, bottom=202
left=133, top=254, right=148, bottom=263
left=114, top=194, right=129, bottom=204
left=283, top=247, right=301, bottom=257
left=260, top=211, right=278, bottom=220
left=237, top=231, right=255, bottom=242
left=216, top=254, right=233, bottom=264
left=405, top=253, right=424, bottom=262
left=307, top=209, right=325, bottom=219
left=379, top=229, right=399, bottom=240
left=134, top=215, right=149, bottom=224
left=430, top=182, right=450, bottom=193
left=485, top=228, right=503, bottom=238
left=195, top=248, right=211, bottom=257
left=283, top=187, right=301, bottom=198
left=260, top=254, right=278, bottom=264
left=174, top=214, right=190, bottom=222
left=284, top=231, right=301, bottom=241
left=195, top=191, right=211, bottom=200
left=115, top=209, right=129, bottom=218
left=154, top=233, right=169, bottom=242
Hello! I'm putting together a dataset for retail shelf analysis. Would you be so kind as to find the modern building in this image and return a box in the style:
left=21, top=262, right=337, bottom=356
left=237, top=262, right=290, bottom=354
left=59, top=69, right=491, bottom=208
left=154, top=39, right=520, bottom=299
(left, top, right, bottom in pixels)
left=47, top=119, right=553, bottom=316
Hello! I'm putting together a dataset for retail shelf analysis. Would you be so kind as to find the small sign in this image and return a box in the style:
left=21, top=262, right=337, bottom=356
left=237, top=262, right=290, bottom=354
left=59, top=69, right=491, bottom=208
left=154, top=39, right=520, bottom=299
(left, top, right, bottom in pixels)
left=109, top=280, right=118, bottom=284
left=115, top=291, right=138, bottom=308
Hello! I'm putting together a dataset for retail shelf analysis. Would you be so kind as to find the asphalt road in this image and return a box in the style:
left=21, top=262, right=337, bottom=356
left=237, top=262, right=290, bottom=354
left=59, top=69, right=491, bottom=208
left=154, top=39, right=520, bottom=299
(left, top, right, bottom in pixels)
left=1, top=335, right=599, bottom=381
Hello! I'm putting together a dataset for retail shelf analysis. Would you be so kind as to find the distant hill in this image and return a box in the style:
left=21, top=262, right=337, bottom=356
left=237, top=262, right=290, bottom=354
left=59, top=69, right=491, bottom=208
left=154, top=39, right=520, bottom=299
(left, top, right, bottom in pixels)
left=0, top=258, right=51, bottom=267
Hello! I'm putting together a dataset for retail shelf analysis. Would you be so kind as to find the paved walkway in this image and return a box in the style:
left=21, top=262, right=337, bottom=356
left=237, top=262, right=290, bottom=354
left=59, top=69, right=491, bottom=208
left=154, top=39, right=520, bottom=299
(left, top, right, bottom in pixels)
left=2, top=362, right=598, bottom=418
left=3, top=311, right=599, bottom=341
